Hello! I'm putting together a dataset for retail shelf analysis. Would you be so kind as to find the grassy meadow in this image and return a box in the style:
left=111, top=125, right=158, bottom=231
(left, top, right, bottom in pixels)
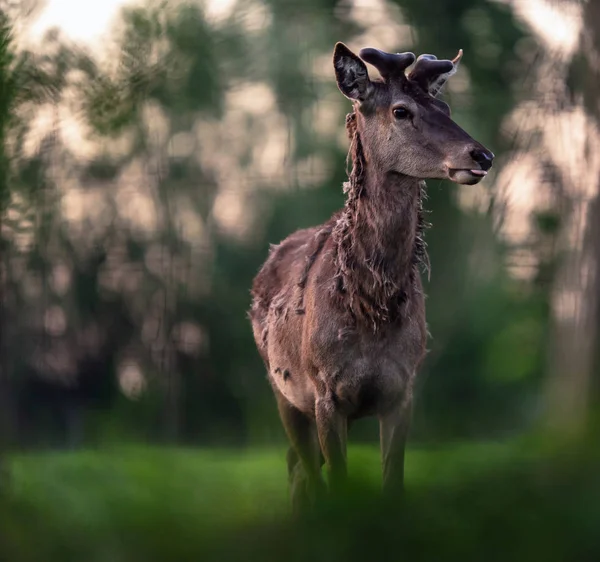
left=1, top=440, right=599, bottom=562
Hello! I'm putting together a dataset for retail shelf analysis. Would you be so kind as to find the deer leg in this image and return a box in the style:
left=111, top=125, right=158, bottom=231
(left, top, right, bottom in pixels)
left=315, top=392, right=348, bottom=496
left=380, top=395, right=413, bottom=496
left=274, top=388, right=325, bottom=512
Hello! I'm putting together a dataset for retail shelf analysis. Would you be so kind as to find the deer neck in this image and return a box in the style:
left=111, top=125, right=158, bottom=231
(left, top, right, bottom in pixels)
left=333, top=164, right=425, bottom=328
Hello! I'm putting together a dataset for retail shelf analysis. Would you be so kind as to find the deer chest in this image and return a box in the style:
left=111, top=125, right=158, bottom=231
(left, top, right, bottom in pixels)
left=310, top=317, right=427, bottom=418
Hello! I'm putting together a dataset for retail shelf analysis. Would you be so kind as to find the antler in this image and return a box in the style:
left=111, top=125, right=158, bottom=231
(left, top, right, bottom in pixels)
left=359, top=47, right=416, bottom=81
left=452, top=49, right=463, bottom=65
left=407, top=50, right=462, bottom=92
left=408, top=54, right=454, bottom=88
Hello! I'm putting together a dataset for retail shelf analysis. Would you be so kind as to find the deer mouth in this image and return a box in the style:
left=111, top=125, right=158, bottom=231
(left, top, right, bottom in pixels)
left=448, top=168, right=488, bottom=185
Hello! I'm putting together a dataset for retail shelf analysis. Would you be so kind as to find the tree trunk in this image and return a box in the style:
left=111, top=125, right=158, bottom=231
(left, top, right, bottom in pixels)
left=544, top=0, right=600, bottom=433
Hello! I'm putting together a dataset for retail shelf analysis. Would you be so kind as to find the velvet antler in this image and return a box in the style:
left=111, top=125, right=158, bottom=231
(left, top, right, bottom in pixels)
left=359, top=47, right=416, bottom=81
left=407, top=49, right=463, bottom=96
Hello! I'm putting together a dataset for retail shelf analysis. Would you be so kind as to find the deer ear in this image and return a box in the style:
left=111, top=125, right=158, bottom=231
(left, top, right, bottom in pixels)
left=428, top=49, right=462, bottom=98
left=333, top=42, right=372, bottom=102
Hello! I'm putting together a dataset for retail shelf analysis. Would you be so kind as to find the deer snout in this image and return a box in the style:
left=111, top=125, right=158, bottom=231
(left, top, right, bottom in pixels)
left=446, top=144, right=494, bottom=185
left=470, top=147, right=494, bottom=171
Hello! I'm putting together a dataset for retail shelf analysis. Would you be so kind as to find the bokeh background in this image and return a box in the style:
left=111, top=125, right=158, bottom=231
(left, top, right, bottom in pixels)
left=0, top=0, right=599, bottom=560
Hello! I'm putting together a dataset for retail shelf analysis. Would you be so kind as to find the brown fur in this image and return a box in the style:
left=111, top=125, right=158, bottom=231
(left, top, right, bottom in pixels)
left=249, top=43, right=493, bottom=509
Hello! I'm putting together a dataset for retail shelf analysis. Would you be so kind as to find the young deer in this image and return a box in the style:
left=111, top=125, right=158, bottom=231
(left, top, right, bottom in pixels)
left=249, top=43, right=493, bottom=509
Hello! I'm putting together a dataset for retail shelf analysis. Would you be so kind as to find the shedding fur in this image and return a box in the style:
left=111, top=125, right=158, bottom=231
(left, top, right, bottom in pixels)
left=330, top=111, right=430, bottom=332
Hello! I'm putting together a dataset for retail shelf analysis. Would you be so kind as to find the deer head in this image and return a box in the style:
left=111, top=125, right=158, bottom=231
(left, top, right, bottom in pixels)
left=333, top=43, right=494, bottom=185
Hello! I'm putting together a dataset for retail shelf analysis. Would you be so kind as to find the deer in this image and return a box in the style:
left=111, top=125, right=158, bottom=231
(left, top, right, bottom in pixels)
left=249, top=42, right=494, bottom=511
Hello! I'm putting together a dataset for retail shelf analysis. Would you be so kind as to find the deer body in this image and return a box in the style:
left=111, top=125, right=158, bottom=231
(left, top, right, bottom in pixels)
left=250, top=43, right=493, bottom=508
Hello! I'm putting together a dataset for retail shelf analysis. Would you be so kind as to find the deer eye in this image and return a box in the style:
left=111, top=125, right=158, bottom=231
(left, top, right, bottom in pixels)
left=393, top=107, right=411, bottom=120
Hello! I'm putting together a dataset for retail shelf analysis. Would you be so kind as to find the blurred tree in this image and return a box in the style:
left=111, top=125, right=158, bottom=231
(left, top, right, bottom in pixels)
left=72, top=0, right=360, bottom=444
left=0, top=0, right=553, bottom=449
left=0, top=18, right=129, bottom=447
left=0, top=3, right=26, bottom=487
left=544, top=0, right=600, bottom=434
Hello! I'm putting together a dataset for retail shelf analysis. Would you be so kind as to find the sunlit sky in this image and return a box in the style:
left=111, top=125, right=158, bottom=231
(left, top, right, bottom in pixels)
left=27, top=0, right=131, bottom=43
left=28, top=0, right=580, bottom=52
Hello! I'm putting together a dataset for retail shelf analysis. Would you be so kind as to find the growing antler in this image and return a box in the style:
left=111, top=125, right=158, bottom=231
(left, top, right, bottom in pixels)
left=408, top=50, right=463, bottom=95
left=359, top=47, right=415, bottom=81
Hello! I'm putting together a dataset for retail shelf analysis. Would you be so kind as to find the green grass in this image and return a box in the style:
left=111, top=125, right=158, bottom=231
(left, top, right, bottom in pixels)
left=6, top=441, right=524, bottom=527
left=1, top=441, right=599, bottom=562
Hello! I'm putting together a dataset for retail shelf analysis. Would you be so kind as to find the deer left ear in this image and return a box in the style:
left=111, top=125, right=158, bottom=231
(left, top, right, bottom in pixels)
left=333, top=42, right=373, bottom=102
left=428, top=49, right=462, bottom=98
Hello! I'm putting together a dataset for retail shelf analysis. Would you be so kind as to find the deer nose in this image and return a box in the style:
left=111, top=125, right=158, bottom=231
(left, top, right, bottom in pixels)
left=470, top=148, right=494, bottom=171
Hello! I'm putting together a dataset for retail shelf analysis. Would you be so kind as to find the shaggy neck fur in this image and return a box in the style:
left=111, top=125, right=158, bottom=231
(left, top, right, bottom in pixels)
left=332, top=112, right=429, bottom=331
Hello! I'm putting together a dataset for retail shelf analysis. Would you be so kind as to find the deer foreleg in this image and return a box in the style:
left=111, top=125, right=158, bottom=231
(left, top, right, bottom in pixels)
left=274, top=387, right=325, bottom=512
left=315, top=392, right=348, bottom=496
left=380, top=395, right=413, bottom=496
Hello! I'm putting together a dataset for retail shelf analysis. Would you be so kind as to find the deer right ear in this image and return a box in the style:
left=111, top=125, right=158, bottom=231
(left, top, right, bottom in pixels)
left=333, top=42, right=372, bottom=102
